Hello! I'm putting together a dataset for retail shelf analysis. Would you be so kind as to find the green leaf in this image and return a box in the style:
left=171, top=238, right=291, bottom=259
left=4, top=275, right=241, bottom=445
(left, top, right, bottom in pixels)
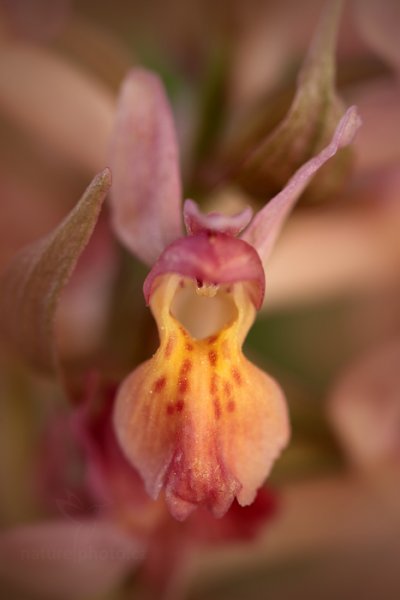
left=0, top=169, right=111, bottom=374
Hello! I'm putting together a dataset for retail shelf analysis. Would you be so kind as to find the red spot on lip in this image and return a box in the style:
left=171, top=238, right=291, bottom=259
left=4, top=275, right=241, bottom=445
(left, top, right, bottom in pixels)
left=176, top=400, right=185, bottom=412
left=227, top=400, right=236, bottom=412
left=207, top=334, right=218, bottom=345
left=165, top=337, right=175, bottom=358
left=232, top=367, right=242, bottom=385
left=214, top=398, right=221, bottom=419
left=181, top=359, right=192, bottom=375
left=208, top=350, right=217, bottom=366
left=166, top=403, right=174, bottom=415
left=153, top=376, right=167, bottom=392
left=224, top=381, right=232, bottom=398
left=178, top=377, right=189, bottom=394
left=185, top=342, right=193, bottom=352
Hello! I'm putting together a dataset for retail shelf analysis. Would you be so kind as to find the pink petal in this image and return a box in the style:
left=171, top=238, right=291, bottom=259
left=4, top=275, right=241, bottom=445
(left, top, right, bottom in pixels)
left=109, top=68, right=183, bottom=266
left=143, top=233, right=265, bottom=309
left=262, top=167, right=400, bottom=309
left=183, top=199, right=253, bottom=236
left=0, top=169, right=111, bottom=373
left=0, top=519, right=144, bottom=599
left=241, top=106, right=361, bottom=263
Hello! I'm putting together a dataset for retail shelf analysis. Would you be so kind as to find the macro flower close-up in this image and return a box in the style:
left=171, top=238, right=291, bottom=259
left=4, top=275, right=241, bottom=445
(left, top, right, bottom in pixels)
left=0, top=1, right=399, bottom=599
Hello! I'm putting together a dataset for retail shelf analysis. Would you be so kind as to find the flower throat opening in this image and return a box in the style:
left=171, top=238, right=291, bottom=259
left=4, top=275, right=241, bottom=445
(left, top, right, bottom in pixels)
left=170, top=279, right=238, bottom=340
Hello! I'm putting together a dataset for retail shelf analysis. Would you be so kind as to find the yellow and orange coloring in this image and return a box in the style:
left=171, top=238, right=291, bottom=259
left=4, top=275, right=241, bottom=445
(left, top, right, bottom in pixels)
left=114, top=274, right=289, bottom=520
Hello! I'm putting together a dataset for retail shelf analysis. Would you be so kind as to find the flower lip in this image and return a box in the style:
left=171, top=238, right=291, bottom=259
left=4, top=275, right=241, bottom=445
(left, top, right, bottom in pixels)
left=143, top=232, right=266, bottom=309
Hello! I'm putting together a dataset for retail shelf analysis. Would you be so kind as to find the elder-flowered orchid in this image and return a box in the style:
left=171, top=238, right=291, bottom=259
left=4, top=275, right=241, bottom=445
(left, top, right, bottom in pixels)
left=109, top=68, right=361, bottom=521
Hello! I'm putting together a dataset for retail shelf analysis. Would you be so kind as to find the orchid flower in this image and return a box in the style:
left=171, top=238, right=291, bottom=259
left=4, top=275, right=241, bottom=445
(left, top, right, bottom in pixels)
left=109, top=68, right=361, bottom=521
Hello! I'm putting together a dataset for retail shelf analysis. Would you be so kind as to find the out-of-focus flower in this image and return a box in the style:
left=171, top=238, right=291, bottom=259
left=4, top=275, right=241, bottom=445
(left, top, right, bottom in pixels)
left=329, top=338, right=400, bottom=471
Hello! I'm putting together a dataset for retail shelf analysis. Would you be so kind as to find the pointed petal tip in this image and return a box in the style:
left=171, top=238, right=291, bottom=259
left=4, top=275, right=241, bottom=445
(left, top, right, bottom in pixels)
left=336, top=106, right=362, bottom=149
left=92, top=167, right=112, bottom=194
left=242, top=104, right=362, bottom=264
left=99, top=166, right=112, bottom=183
left=0, top=169, right=110, bottom=373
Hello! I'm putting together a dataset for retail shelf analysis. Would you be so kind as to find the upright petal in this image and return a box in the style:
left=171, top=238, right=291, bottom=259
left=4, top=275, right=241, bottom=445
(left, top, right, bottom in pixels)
left=0, top=169, right=111, bottom=373
left=110, top=68, right=183, bottom=266
left=241, top=106, right=361, bottom=264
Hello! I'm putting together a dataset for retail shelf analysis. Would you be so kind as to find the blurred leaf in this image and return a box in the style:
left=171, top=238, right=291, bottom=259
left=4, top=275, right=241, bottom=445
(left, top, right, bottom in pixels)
left=0, top=169, right=111, bottom=374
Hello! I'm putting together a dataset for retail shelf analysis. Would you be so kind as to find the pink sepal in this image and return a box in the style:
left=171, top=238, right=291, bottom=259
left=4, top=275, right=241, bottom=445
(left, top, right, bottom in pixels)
left=143, top=232, right=265, bottom=309
left=242, top=106, right=362, bottom=263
